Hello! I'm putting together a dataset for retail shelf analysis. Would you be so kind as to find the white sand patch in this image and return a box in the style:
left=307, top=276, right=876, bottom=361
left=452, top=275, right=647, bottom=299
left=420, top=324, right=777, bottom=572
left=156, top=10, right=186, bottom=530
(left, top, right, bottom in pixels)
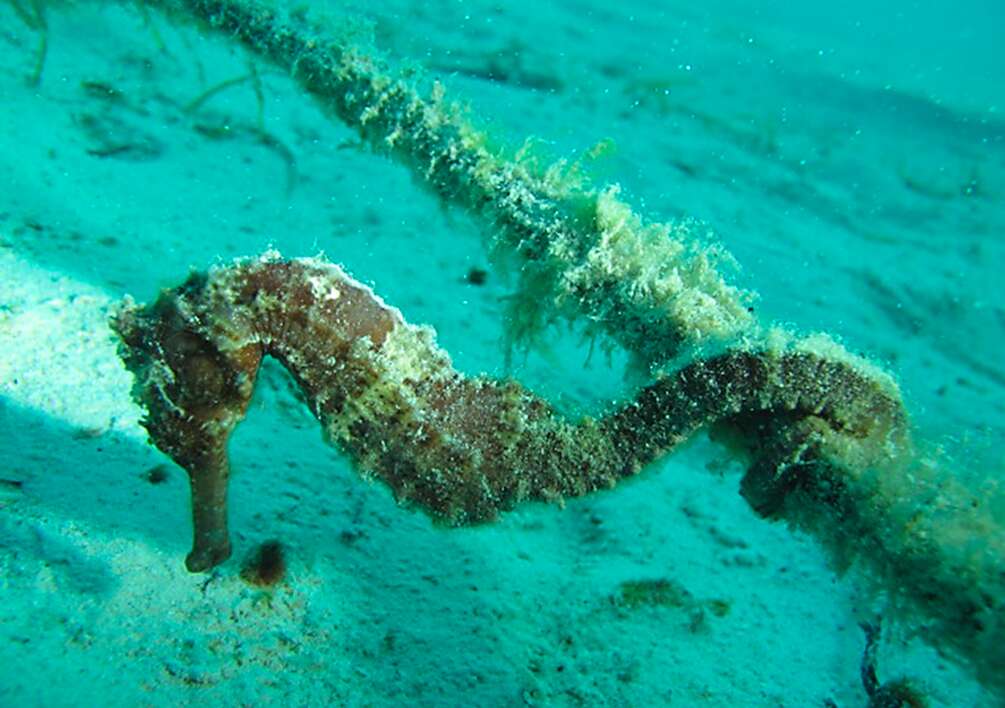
left=0, top=249, right=141, bottom=435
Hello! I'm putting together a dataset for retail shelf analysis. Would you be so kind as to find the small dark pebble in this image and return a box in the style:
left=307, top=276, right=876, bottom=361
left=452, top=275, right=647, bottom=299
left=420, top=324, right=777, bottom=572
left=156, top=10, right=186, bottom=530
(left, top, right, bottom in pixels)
left=240, top=540, right=287, bottom=587
left=465, top=268, right=488, bottom=286
left=145, top=465, right=169, bottom=484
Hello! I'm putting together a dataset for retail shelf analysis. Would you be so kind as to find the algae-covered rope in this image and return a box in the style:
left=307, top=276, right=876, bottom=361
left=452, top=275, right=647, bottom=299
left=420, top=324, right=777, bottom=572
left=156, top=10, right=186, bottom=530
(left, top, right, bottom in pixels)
left=149, top=0, right=752, bottom=367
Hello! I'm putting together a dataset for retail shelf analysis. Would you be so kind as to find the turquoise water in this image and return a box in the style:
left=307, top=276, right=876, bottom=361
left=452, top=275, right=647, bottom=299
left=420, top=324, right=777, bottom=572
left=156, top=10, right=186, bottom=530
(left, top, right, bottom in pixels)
left=1, top=1, right=1002, bottom=706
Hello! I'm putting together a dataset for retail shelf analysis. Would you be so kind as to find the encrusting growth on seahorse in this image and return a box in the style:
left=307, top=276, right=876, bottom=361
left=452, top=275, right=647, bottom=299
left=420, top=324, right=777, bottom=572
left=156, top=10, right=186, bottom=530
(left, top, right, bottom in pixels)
left=112, top=251, right=900, bottom=571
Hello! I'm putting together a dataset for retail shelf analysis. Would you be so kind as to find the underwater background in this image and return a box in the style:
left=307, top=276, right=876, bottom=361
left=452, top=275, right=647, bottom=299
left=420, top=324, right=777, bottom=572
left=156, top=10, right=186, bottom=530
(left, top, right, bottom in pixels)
left=1, top=0, right=1002, bottom=706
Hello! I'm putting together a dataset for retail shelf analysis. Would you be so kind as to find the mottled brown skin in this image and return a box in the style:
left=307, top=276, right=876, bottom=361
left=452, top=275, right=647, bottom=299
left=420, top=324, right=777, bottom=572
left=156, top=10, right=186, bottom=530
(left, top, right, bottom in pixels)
left=112, top=256, right=905, bottom=571
left=114, top=259, right=398, bottom=570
